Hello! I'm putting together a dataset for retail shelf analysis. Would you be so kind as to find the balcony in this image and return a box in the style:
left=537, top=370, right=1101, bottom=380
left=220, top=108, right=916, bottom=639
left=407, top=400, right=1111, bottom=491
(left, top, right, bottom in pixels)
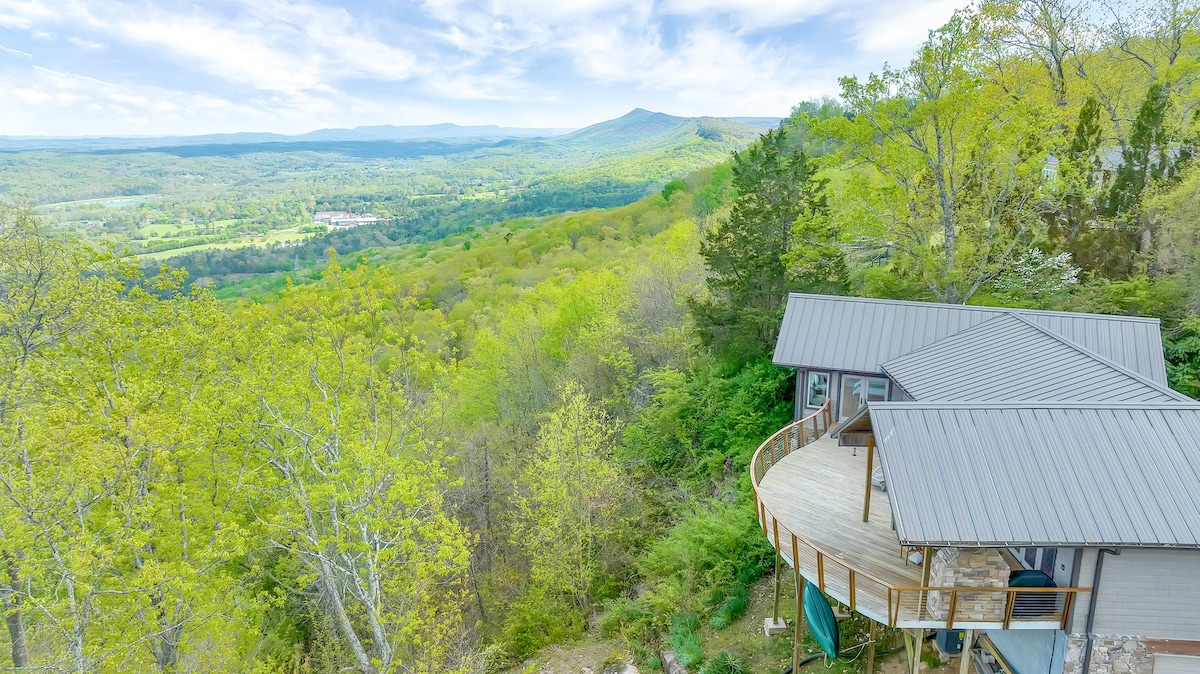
left=750, top=402, right=1088, bottom=630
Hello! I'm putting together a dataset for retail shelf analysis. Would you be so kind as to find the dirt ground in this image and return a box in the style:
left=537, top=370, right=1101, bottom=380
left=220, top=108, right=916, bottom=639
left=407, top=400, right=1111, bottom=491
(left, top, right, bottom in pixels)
left=505, top=572, right=966, bottom=674
left=507, top=638, right=632, bottom=674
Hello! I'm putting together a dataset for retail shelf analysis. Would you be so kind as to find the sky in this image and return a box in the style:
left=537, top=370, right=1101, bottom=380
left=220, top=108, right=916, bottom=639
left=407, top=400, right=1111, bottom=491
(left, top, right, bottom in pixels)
left=0, top=0, right=962, bottom=137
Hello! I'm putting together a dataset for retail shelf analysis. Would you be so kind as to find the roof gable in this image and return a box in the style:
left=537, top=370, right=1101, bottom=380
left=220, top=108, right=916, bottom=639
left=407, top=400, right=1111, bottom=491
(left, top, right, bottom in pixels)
left=773, top=294, right=1168, bottom=385
left=880, top=313, right=1187, bottom=403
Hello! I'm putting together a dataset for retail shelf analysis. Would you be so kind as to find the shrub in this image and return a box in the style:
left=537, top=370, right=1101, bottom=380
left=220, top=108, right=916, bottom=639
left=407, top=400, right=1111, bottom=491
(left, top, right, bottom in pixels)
left=598, top=597, right=656, bottom=641
left=640, top=502, right=771, bottom=605
left=708, top=585, right=749, bottom=630
left=500, top=589, right=584, bottom=660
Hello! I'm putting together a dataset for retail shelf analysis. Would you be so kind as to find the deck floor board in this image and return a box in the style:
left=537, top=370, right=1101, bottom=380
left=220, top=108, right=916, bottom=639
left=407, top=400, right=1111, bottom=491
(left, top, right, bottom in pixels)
left=758, top=433, right=921, bottom=624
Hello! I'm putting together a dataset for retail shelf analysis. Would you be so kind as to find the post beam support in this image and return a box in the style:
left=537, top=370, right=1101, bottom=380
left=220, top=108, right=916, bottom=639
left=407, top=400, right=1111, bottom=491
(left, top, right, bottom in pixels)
left=863, top=435, right=875, bottom=522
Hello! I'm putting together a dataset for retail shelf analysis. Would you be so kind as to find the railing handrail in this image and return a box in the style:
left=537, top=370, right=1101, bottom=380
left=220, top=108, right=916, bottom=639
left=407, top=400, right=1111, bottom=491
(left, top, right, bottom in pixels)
left=749, top=401, right=1090, bottom=629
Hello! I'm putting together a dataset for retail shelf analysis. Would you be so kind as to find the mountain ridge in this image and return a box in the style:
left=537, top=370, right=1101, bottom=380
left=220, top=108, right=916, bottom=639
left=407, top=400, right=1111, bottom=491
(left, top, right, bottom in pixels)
left=0, top=110, right=781, bottom=153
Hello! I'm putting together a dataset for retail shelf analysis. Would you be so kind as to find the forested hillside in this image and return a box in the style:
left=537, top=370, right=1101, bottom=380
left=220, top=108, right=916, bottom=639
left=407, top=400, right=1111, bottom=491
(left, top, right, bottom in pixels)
left=2, top=0, right=1200, bottom=672
left=0, top=110, right=765, bottom=284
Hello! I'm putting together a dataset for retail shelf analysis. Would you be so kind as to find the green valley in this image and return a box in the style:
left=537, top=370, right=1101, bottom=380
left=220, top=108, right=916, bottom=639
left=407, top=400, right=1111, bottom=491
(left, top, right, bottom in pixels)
left=3, top=110, right=768, bottom=285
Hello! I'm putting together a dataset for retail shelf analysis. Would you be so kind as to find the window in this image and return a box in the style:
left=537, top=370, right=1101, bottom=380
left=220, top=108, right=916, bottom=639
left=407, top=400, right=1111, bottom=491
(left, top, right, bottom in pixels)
left=806, top=372, right=829, bottom=408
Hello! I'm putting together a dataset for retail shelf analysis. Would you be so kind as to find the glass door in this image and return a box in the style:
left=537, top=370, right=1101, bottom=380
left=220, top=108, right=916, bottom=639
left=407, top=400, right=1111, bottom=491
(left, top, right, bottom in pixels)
left=838, top=376, right=889, bottom=420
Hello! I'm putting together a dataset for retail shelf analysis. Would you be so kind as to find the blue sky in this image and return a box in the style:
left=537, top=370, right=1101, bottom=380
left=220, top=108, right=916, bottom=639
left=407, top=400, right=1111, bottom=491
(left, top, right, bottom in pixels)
left=0, top=0, right=961, bottom=137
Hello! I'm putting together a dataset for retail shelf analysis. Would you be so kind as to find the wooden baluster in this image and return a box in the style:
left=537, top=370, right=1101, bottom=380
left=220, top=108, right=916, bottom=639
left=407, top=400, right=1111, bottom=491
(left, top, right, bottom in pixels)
left=1003, top=588, right=1016, bottom=629
left=817, top=551, right=825, bottom=593
left=849, top=570, right=857, bottom=612
left=946, top=590, right=958, bottom=630
left=1060, top=591, right=1075, bottom=631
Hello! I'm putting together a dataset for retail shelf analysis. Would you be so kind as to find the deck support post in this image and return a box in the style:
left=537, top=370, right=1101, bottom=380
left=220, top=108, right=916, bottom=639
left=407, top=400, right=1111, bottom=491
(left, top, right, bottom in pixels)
left=902, top=629, right=924, bottom=674
left=959, top=629, right=974, bottom=674
left=792, top=557, right=804, bottom=673
left=865, top=620, right=877, bottom=674
left=903, top=631, right=914, bottom=674
left=862, top=435, right=875, bottom=522
left=772, top=547, right=782, bottom=622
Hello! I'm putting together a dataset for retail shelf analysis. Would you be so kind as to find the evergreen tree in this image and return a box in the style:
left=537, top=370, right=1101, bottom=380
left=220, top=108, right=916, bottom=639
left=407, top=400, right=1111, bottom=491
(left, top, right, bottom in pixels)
left=1108, top=83, right=1172, bottom=216
left=693, top=128, right=827, bottom=361
left=1068, top=96, right=1104, bottom=178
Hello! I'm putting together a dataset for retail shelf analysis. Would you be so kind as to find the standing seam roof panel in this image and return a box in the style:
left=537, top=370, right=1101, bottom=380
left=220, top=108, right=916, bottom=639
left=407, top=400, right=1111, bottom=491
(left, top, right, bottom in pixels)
left=878, top=313, right=1185, bottom=403
left=870, top=403, right=1200, bottom=547
left=775, top=294, right=1169, bottom=384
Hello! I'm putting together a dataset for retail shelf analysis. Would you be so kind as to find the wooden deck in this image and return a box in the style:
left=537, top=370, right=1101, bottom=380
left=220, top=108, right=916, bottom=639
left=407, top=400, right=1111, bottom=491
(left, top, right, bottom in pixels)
left=758, top=433, right=920, bottom=625
left=754, top=428, right=1080, bottom=629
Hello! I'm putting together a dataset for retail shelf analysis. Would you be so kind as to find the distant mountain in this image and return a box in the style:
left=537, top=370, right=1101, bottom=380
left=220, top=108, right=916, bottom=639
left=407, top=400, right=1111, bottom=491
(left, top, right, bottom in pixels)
left=721, top=116, right=785, bottom=128
left=293, top=124, right=571, bottom=142
left=0, top=110, right=777, bottom=153
left=0, top=124, right=573, bottom=153
left=555, top=109, right=766, bottom=153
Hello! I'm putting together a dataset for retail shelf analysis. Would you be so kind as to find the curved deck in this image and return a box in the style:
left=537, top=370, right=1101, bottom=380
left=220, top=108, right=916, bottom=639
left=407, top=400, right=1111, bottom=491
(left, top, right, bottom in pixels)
left=750, top=402, right=1086, bottom=630
left=758, top=432, right=920, bottom=623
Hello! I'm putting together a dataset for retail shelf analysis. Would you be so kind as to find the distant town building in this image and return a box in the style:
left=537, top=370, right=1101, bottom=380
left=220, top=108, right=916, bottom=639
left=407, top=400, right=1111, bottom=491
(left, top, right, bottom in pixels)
left=313, top=210, right=384, bottom=229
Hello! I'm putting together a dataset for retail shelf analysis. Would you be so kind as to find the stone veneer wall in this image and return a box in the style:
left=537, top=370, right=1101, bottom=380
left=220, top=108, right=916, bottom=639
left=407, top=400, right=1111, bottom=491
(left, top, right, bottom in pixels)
left=926, top=547, right=1010, bottom=622
left=1063, top=634, right=1154, bottom=674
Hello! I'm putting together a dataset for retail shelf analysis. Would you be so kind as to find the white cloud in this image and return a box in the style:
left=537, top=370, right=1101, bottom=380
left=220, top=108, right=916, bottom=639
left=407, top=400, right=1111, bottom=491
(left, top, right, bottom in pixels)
left=66, top=35, right=101, bottom=50
left=0, top=0, right=960, bottom=134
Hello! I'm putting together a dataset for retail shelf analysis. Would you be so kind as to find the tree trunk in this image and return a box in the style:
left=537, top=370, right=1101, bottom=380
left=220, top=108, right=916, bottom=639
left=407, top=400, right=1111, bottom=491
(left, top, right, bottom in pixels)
left=3, top=597, right=27, bottom=669
left=932, top=118, right=961, bottom=304
left=317, top=556, right=377, bottom=674
left=1, top=552, right=27, bottom=669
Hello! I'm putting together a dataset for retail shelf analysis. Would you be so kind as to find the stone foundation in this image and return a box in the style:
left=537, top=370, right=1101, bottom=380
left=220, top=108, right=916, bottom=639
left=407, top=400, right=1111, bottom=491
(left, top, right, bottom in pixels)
left=926, top=547, right=1009, bottom=622
left=1064, top=634, right=1154, bottom=674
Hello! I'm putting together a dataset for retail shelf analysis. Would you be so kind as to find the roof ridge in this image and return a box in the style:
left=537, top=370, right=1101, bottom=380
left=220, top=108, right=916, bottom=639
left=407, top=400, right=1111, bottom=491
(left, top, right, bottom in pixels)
left=1003, top=312, right=1193, bottom=402
left=869, top=400, right=1200, bottom=410
left=786, top=292, right=1162, bottom=325
left=879, top=312, right=1016, bottom=374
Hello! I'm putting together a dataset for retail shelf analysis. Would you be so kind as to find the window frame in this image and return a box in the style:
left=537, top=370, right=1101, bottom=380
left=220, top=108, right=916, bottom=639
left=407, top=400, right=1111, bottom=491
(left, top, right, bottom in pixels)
left=805, top=371, right=830, bottom=409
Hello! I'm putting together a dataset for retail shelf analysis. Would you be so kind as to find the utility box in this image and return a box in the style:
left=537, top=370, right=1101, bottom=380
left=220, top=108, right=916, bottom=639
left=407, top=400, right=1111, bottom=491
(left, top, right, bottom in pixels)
left=935, top=628, right=965, bottom=655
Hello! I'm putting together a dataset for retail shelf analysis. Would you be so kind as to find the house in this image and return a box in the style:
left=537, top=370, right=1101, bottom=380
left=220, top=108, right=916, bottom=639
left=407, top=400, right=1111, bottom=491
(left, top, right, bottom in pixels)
left=1042, top=146, right=1183, bottom=190
left=312, top=210, right=384, bottom=228
left=752, top=293, right=1200, bottom=674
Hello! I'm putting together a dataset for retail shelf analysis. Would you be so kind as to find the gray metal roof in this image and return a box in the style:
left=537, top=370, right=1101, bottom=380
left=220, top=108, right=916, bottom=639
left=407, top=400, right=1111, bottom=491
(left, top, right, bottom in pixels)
left=880, top=313, right=1188, bottom=403
left=869, top=402, right=1200, bottom=548
left=773, top=294, right=1168, bottom=385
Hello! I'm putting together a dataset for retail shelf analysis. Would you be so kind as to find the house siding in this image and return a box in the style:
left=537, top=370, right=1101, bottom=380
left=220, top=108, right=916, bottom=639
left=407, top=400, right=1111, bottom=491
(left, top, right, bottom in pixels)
left=1079, top=549, right=1200, bottom=639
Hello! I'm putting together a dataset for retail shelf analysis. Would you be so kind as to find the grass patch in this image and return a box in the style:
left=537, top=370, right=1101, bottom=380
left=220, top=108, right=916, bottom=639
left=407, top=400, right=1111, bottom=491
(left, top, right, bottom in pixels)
left=666, top=612, right=704, bottom=669
left=708, top=585, right=749, bottom=630
left=698, top=651, right=746, bottom=674
left=134, top=229, right=314, bottom=260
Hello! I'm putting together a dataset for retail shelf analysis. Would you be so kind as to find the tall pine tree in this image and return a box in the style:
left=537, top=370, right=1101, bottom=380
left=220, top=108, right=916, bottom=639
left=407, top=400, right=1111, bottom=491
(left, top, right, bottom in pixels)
left=693, top=128, right=828, bottom=361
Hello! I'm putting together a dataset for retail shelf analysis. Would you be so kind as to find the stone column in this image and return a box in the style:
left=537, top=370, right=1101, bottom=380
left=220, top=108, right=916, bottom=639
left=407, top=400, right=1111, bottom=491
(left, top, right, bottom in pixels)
left=925, top=548, right=1009, bottom=622
left=1064, top=634, right=1154, bottom=674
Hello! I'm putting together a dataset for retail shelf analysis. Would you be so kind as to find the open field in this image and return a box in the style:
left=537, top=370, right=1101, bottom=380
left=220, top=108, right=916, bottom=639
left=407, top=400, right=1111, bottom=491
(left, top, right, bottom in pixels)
left=134, top=229, right=314, bottom=260
left=38, top=194, right=162, bottom=209
left=136, top=222, right=203, bottom=237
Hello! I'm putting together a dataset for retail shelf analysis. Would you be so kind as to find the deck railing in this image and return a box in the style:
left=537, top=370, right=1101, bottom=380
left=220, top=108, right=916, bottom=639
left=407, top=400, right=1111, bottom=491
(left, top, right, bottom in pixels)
left=749, top=401, right=1089, bottom=630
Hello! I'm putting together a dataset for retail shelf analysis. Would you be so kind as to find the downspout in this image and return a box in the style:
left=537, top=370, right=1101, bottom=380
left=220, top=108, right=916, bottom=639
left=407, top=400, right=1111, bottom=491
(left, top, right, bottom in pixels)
left=1079, top=549, right=1121, bottom=674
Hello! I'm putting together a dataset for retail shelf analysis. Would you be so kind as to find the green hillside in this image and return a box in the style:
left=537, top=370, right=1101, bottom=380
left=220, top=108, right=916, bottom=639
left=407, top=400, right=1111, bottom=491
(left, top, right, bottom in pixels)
left=3, top=109, right=767, bottom=282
